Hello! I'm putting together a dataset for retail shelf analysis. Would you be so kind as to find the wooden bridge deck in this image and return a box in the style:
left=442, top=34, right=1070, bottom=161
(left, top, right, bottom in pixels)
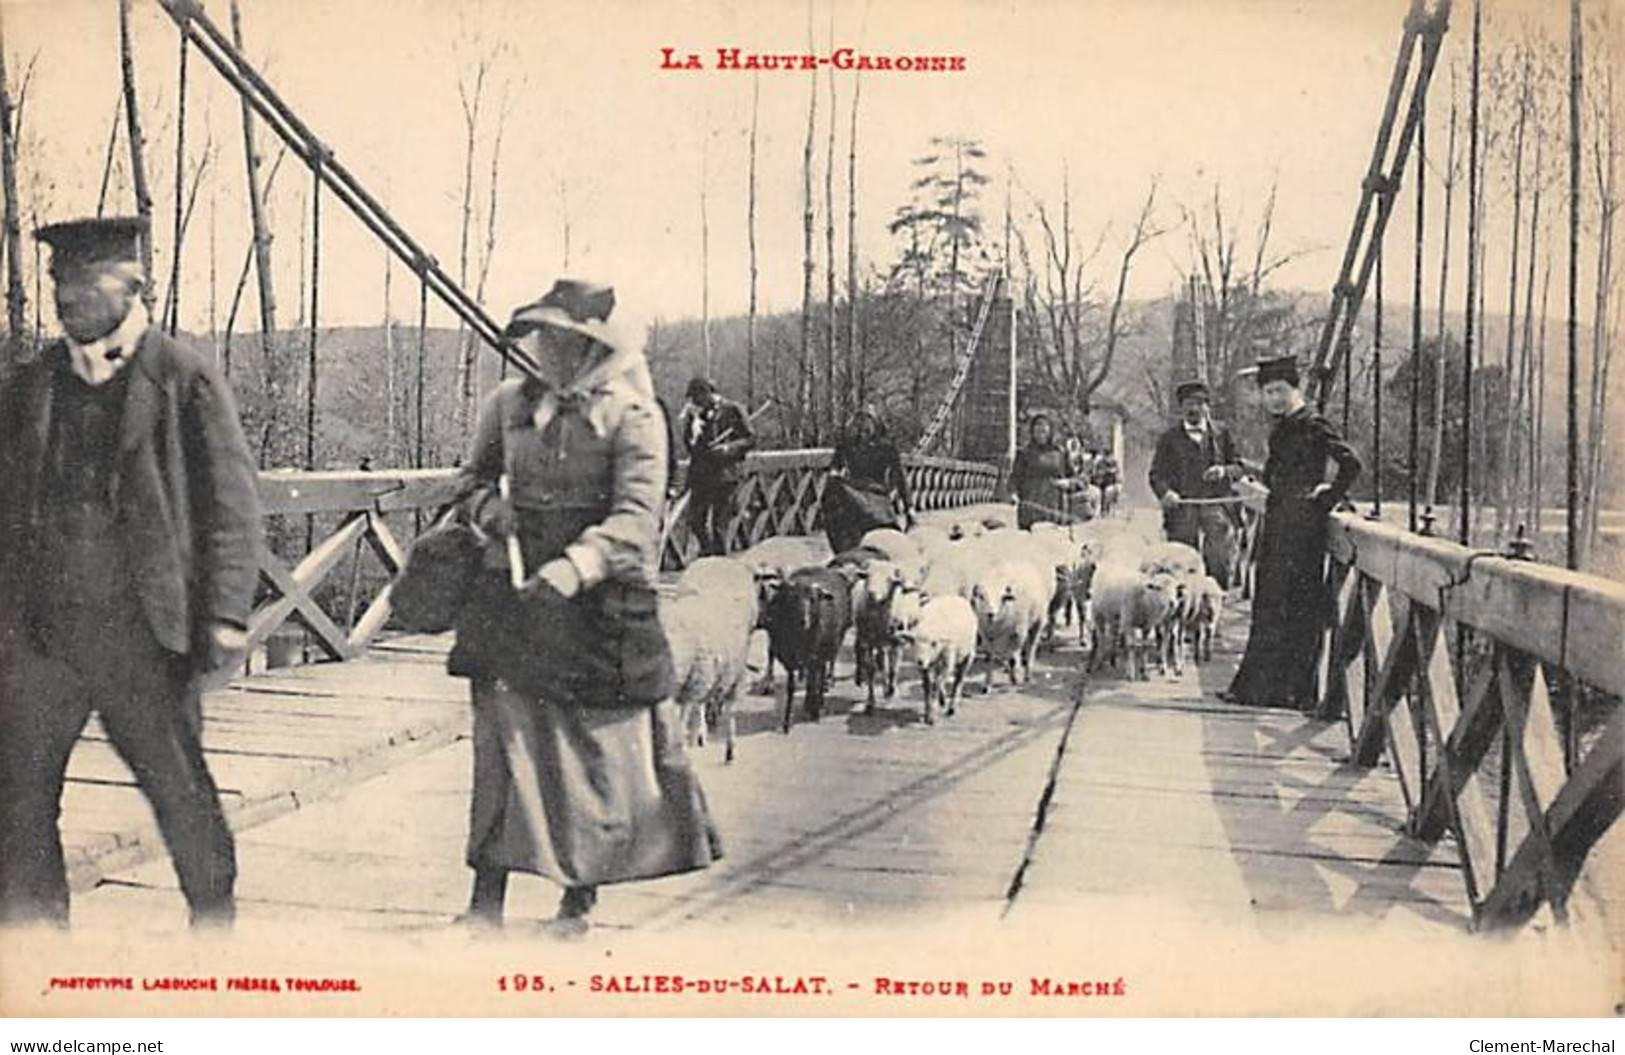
left=58, top=543, right=1553, bottom=946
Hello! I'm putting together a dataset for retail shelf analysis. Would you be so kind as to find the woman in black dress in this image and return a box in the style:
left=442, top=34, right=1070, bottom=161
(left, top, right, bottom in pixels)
left=1222, top=355, right=1361, bottom=711
left=1009, top=413, right=1088, bottom=528
left=823, top=406, right=914, bottom=553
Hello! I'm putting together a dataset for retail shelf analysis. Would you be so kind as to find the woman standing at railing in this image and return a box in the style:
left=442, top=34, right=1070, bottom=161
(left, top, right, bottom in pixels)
left=444, top=279, right=721, bottom=939
left=1220, top=354, right=1362, bottom=712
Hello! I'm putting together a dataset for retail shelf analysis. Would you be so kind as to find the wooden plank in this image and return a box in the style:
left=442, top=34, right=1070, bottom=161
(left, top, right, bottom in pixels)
left=256, top=468, right=461, bottom=517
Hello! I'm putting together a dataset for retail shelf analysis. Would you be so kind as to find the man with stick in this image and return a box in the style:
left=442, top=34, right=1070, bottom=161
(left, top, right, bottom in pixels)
left=1149, top=380, right=1246, bottom=579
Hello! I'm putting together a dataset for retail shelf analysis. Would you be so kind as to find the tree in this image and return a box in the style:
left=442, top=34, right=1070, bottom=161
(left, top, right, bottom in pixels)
left=1580, top=3, right=1619, bottom=564
left=1015, top=172, right=1165, bottom=429
left=0, top=9, right=26, bottom=352
left=798, top=2, right=817, bottom=443
left=119, top=0, right=155, bottom=315
left=746, top=73, right=759, bottom=406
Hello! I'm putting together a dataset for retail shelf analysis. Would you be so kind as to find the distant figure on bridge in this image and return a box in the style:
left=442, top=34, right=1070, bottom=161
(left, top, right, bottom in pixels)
left=679, top=377, right=754, bottom=556
left=1010, top=412, right=1091, bottom=528
left=1221, top=355, right=1361, bottom=711
left=446, top=279, right=721, bottom=938
left=0, top=216, right=262, bottom=929
left=825, top=405, right=914, bottom=553
left=1149, top=379, right=1245, bottom=580
left=1090, top=449, right=1121, bottom=516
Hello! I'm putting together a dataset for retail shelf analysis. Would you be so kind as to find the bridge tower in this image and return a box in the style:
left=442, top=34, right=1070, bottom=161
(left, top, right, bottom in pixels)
left=953, top=276, right=1016, bottom=466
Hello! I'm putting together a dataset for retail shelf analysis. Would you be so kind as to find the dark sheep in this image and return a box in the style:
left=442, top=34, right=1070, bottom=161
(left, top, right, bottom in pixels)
left=765, top=565, right=854, bottom=734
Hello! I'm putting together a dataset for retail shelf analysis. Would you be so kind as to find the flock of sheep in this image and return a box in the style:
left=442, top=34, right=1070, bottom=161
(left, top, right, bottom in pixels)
left=657, top=513, right=1237, bottom=763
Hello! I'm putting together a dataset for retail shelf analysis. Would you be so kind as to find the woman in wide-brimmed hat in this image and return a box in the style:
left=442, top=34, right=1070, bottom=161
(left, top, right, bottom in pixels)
left=1220, top=355, right=1361, bottom=711
left=445, top=278, right=721, bottom=938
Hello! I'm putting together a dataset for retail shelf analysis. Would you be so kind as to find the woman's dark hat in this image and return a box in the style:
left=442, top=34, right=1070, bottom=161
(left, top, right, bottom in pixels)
left=1243, top=354, right=1301, bottom=387
left=504, top=279, right=623, bottom=351
left=1174, top=379, right=1211, bottom=403
left=686, top=376, right=715, bottom=401
left=36, top=216, right=148, bottom=268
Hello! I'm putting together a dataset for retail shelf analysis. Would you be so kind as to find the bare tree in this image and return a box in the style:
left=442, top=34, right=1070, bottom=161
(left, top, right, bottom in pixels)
left=746, top=73, right=759, bottom=406
left=1581, top=12, right=1618, bottom=563
left=700, top=124, right=711, bottom=376
left=1178, top=181, right=1305, bottom=422
left=846, top=50, right=862, bottom=419
left=231, top=2, right=277, bottom=352
left=1494, top=40, right=1532, bottom=537
left=1426, top=63, right=1461, bottom=509
left=799, top=1, right=817, bottom=443
left=454, top=44, right=490, bottom=438
left=1019, top=173, right=1165, bottom=416
left=824, top=3, right=838, bottom=431
left=119, top=0, right=155, bottom=314
left=472, top=84, right=510, bottom=389
left=0, top=6, right=29, bottom=350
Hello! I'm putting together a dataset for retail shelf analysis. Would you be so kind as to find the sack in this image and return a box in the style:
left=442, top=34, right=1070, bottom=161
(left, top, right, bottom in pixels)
left=822, top=475, right=900, bottom=555
left=391, top=510, right=487, bottom=633
left=500, top=581, right=675, bottom=709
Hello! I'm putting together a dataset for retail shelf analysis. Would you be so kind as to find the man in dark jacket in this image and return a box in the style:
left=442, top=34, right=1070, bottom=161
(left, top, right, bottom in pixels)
left=1149, top=379, right=1245, bottom=550
left=679, top=377, right=753, bottom=556
left=0, top=217, right=262, bottom=928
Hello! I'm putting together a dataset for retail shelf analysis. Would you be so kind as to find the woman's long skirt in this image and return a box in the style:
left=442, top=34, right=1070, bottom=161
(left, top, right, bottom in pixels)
left=1226, top=497, right=1333, bottom=710
left=466, top=679, right=723, bottom=886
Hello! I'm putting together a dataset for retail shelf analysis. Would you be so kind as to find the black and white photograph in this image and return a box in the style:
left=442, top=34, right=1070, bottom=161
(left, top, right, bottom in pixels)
left=0, top=0, right=1620, bottom=1023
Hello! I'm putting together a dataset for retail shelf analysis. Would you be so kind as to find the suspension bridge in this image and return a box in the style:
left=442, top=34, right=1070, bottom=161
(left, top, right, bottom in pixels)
left=9, top=0, right=1623, bottom=1007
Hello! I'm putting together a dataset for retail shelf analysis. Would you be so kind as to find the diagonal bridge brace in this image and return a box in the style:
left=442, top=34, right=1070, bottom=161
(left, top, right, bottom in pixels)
left=154, top=0, right=541, bottom=382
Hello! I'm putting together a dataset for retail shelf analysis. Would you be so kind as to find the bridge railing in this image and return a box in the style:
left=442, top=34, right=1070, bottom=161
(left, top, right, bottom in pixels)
left=1313, top=512, right=1624, bottom=932
left=660, top=449, right=1002, bottom=570
left=246, top=451, right=1001, bottom=659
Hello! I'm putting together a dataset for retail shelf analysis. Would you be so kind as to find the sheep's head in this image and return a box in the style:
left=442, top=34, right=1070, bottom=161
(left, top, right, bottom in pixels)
left=888, top=585, right=924, bottom=637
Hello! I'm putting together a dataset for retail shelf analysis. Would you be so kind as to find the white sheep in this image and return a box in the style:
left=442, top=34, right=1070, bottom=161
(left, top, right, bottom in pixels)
left=1140, top=540, right=1204, bottom=578
left=1087, top=561, right=1143, bottom=675
left=919, top=540, right=981, bottom=602
left=1187, top=573, right=1224, bottom=664
left=901, top=593, right=979, bottom=723
left=968, top=559, right=1050, bottom=691
left=660, top=556, right=759, bottom=762
left=1134, top=571, right=1186, bottom=680
left=860, top=527, right=928, bottom=587
left=850, top=558, right=908, bottom=709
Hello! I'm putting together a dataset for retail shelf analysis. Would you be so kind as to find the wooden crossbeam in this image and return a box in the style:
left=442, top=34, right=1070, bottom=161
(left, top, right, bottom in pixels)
left=1477, top=706, right=1625, bottom=930
left=245, top=512, right=370, bottom=659
left=1354, top=585, right=1418, bottom=766
left=1401, top=610, right=1501, bottom=902
left=1319, top=562, right=1364, bottom=725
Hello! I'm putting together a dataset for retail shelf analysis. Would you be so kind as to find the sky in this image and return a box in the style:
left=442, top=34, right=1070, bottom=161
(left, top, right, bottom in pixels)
left=1, top=0, right=1612, bottom=343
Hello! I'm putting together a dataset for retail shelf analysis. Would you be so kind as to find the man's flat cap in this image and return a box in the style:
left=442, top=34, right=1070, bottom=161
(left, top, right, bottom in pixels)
left=35, top=216, right=148, bottom=267
left=1174, top=379, right=1211, bottom=403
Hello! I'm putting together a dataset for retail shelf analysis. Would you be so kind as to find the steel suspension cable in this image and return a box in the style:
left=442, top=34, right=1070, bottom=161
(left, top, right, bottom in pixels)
left=1461, top=0, right=1480, bottom=547
left=1410, top=84, right=1425, bottom=533
left=1372, top=220, right=1384, bottom=521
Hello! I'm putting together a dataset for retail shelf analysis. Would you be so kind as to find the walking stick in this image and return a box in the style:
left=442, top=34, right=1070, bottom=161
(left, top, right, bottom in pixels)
left=500, top=473, right=526, bottom=590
